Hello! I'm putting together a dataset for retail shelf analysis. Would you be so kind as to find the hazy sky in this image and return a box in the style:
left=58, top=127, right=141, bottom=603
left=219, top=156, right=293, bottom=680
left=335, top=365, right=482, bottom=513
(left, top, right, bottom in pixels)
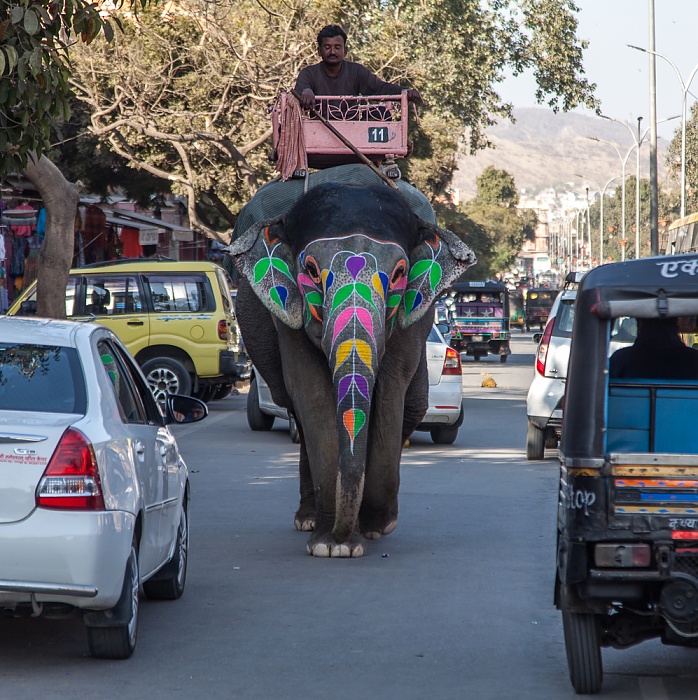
left=499, top=0, right=698, bottom=143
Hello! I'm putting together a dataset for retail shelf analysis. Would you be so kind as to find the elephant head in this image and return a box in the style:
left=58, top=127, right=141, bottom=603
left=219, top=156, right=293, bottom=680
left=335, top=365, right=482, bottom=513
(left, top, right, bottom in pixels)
left=229, top=183, right=475, bottom=551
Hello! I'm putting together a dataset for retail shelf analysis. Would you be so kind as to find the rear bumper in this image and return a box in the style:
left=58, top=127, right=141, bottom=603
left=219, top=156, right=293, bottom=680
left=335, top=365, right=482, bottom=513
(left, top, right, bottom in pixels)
left=0, top=509, right=135, bottom=609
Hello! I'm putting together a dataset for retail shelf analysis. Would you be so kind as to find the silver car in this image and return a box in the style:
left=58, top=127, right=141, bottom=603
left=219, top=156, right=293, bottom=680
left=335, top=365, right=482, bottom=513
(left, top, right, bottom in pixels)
left=247, top=325, right=464, bottom=445
left=0, top=317, right=206, bottom=658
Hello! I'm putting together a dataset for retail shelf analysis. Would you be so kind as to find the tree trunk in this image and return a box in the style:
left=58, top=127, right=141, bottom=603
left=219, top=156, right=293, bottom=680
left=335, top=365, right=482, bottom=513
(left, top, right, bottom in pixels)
left=22, top=155, right=80, bottom=319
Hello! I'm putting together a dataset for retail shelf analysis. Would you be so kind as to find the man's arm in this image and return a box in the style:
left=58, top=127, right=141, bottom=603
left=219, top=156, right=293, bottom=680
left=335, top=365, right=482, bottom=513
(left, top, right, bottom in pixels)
left=294, top=66, right=316, bottom=109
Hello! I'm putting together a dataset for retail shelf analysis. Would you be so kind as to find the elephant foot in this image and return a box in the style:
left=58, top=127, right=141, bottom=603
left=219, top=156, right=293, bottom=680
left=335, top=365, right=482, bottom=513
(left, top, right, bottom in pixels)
left=306, top=529, right=365, bottom=558
left=359, top=506, right=398, bottom=540
left=294, top=512, right=316, bottom=532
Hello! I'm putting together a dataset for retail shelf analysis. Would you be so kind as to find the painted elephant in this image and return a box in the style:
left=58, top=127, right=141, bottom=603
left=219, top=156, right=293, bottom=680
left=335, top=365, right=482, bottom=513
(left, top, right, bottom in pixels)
left=229, top=183, right=476, bottom=557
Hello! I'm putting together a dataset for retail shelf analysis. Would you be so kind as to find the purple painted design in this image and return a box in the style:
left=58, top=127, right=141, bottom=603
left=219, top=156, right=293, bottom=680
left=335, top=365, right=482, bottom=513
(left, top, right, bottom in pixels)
left=337, top=374, right=370, bottom=403
left=345, top=255, right=366, bottom=280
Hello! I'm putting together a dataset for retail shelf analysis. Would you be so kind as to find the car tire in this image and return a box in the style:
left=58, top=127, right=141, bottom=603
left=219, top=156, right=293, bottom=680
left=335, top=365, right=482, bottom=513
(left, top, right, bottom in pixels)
left=143, top=499, right=189, bottom=601
left=288, top=413, right=301, bottom=444
left=431, top=424, right=459, bottom=445
left=526, top=420, right=545, bottom=460
left=562, top=610, right=603, bottom=694
left=500, top=355, right=507, bottom=363
left=86, top=540, right=139, bottom=660
left=472, top=352, right=482, bottom=362
left=194, top=385, right=217, bottom=403
left=247, top=377, right=275, bottom=430
left=142, top=358, right=192, bottom=403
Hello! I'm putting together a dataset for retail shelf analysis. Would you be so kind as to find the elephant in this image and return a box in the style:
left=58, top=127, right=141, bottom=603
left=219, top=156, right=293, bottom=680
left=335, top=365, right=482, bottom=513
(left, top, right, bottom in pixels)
left=229, top=183, right=476, bottom=557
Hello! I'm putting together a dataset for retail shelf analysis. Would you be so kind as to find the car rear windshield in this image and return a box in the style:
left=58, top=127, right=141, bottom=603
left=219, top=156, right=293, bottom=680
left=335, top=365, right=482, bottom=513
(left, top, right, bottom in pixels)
left=0, top=344, right=87, bottom=413
left=553, top=299, right=575, bottom=338
left=146, top=274, right=213, bottom=312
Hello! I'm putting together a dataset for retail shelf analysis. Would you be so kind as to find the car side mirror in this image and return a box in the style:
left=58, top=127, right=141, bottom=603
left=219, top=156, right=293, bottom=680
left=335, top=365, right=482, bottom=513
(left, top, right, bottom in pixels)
left=165, top=394, right=208, bottom=424
left=533, top=332, right=543, bottom=344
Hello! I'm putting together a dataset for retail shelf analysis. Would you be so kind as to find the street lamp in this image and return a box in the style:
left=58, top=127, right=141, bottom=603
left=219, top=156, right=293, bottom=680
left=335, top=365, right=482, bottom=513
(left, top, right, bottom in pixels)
left=575, top=173, right=623, bottom=264
left=628, top=45, right=698, bottom=219
left=590, top=114, right=678, bottom=258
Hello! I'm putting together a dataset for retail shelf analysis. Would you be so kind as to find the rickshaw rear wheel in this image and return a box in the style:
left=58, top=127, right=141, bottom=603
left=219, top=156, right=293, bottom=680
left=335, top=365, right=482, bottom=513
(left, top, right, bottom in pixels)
left=526, top=420, right=545, bottom=460
left=562, top=610, right=603, bottom=695
left=500, top=355, right=507, bottom=363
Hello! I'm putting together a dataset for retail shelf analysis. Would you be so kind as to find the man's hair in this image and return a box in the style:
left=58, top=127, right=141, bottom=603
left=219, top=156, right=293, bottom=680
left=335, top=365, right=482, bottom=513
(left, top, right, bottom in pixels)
left=317, top=25, right=347, bottom=47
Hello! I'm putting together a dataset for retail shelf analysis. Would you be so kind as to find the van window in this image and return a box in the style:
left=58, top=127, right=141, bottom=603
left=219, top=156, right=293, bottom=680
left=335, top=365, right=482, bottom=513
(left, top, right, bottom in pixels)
left=145, top=274, right=212, bottom=312
left=83, top=276, right=141, bottom=316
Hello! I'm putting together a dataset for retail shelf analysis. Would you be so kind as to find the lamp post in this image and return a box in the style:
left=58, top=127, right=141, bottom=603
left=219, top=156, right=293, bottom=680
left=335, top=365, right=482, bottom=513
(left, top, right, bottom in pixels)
left=591, top=114, right=678, bottom=258
left=628, top=45, right=698, bottom=219
left=575, top=174, right=623, bottom=264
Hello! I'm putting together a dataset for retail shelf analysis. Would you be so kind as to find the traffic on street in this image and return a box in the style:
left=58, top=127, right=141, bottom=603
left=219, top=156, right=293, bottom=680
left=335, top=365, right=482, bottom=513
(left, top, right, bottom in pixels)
left=4, top=332, right=697, bottom=699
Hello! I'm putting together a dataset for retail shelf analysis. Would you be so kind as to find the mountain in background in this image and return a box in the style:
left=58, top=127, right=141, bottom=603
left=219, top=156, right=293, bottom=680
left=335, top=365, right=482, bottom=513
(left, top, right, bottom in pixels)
left=452, top=108, right=673, bottom=203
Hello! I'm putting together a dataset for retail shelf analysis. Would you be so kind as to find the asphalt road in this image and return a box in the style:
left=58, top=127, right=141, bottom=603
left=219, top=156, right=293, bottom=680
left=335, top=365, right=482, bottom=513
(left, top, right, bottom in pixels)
left=3, top=333, right=698, bottom=699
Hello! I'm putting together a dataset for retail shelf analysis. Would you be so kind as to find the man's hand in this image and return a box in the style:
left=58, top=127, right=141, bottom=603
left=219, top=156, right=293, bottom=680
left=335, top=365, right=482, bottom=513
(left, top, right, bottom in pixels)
left=406, top=89, right=422, bottom=104
left=299, top=89, right=315, bottom=110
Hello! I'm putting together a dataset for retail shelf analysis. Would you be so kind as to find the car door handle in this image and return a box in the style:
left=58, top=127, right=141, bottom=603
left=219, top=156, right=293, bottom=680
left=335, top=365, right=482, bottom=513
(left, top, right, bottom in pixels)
left=127, top=320, right=145, bottom=326
left=135, top=441, right=146, bottom=461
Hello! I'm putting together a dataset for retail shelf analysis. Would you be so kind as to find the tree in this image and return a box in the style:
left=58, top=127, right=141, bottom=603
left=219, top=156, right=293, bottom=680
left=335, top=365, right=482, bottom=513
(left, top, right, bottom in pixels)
left=666, top=101, right=698, bottom=215
left=62, top=0, right=598, bottom=235
left=472, top=166, right=519, bottom=207
left=1, top=0, right=124, bottom=318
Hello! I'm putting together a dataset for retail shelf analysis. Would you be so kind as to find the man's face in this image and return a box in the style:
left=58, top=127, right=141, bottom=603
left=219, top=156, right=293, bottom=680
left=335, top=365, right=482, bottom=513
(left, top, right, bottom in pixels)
left=318, top=35, right=346, bottom=66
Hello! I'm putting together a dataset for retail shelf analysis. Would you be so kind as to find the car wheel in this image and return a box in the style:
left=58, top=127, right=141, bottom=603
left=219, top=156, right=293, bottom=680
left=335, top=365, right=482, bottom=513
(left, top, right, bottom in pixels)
left=526, top=420, right=545, bottom=460
left=143, top=499, right=188, bottom=601
left=431, top=424, right=459, bottom=445
left=562, top=610, right=603, bottom=694
left=247, top=377, right=275, bottom=430
left=472, top=352, right=482, bottom=362
left=86, top=540, right=139, bottom=660
left=142, top=358, right=192, bottom=403
left=500, top=355, right=507, bottom=363
left=193, top=385, right=217, bottom=403
left=213, top=383, right=234, bottom=400
left=288, top=413, right=301, bottom=444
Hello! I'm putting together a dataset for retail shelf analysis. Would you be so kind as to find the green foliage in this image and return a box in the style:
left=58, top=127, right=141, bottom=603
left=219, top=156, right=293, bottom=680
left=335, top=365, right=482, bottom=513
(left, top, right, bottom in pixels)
left=666, top=101, right=698, bottom=215
left=474, top=165, right=519, bottom=207
left=0, top=0, right=113, bottom=175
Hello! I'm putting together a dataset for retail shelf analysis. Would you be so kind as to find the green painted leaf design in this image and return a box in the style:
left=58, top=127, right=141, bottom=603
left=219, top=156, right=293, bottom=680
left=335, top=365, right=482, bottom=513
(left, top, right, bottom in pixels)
left=330, top=285, right=353, bottom=315
left=429, top=262, right=442, bottom=290
left=269, top=286, right=283, bottom=309
left=305, top=291, right=323, bottom=306
left=271, top=257, right=293, bottom=279
left=253, top=258, right=271, bottom=284
left=387, top=293, right=401, bottom=308
left=404, top=289, right=418, bottom=314
left=355, top=283, right=376, bottom=309
left=408, top=259, right=432, bottom=282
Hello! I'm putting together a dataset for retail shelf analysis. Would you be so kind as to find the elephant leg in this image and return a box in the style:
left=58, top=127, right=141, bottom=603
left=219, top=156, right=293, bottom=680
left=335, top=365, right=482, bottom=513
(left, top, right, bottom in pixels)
left=276, top=325, right=364, bottom=557
left=360, top=323, right=430, bottom=540
left=294, top=423, right=316, bottom=532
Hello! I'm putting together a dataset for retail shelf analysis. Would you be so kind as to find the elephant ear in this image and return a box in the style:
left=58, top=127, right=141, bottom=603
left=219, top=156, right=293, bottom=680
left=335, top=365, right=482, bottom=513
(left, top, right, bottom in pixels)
left=227, top=217, right=304, bottom=329
left=400, top=220, right=477, bottom=328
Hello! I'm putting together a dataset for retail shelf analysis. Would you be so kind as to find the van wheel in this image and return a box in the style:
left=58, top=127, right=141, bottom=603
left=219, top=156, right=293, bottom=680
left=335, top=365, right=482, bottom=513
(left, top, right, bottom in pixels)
left=194, top=386, right=217, bottom=403
left=86, top=540, right=139, bottom=659
left=247, top=377, right=275, bottom=430
left=562, top=610, right=603, bottom=694
left=142, top=358, right=192, bottom=403
left=526, top=420, right=545, bottom=460
left=213, top=384, right=233, bottom=400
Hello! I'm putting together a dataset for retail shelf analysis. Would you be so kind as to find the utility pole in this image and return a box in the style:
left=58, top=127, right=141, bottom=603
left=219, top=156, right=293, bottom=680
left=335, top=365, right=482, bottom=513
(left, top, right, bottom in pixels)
left=648, top=0, right=659, bottom=255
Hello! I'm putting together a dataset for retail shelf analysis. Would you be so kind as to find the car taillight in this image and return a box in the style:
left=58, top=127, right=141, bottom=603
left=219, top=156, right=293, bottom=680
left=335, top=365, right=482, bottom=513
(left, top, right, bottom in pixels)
left=535, top=317, right=555, bottom=376
left=36, top=428, right=105, bottom=510
left=442, top=347, right=462, bottom=376
left=217, top=320, right=229, bottom=341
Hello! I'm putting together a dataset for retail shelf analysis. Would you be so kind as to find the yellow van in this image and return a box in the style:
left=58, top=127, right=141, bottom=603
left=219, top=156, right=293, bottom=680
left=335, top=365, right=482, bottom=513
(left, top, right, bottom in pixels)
left=8, top=260, right=244, bottom=402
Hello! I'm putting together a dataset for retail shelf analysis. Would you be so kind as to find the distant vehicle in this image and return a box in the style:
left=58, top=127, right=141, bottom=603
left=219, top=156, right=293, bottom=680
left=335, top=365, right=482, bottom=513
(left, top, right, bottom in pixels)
left=247, top=367, right=300, bottom=444
left=509, top=290, right=525, bottom=332
left=524, top=287, right=557, bottom=331
left=443, top=281, right=511, bottom=362
left=0, top=316, right=207, bottom=659
left=532, top=253, right=552, bottom=277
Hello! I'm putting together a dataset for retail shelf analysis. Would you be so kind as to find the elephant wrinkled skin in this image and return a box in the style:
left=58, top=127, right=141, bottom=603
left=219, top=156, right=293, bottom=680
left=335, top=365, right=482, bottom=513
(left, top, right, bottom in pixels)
left=229, top=183, right=475, bottom=557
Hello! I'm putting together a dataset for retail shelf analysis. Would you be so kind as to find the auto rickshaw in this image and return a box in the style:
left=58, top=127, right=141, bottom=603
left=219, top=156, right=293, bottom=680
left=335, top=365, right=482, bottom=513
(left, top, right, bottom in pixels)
left=556, top=254, right=698, bottom=694
left=442, top=281, right=511, bottom=362
left=525, top=286, right=557, bottom=331
left=509, top=289, right=525, bottom=331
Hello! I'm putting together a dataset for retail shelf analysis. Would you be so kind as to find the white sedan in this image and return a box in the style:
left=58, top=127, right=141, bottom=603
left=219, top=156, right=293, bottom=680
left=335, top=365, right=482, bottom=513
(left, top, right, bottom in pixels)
left=247, top=325, right=464, bottom=445
left=0, top=317, right=207, bottom=659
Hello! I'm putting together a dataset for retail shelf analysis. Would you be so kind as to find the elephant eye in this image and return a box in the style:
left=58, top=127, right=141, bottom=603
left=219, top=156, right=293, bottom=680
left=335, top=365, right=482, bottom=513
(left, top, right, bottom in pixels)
left=305, top=257, right=322, bottom=283
left=390, top=262, right=406, bottom=286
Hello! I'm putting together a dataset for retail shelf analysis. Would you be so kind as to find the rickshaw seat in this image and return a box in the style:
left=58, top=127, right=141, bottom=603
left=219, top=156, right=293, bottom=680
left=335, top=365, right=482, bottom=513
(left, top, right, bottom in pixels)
left=607, top=379, right=698, bottom=454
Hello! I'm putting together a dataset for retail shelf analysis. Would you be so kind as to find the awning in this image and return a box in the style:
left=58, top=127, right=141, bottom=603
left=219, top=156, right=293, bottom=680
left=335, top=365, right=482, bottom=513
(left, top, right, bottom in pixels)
left=104, top=214, right=162, bottom=246
left=108, top=210, right=194, bottom=242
